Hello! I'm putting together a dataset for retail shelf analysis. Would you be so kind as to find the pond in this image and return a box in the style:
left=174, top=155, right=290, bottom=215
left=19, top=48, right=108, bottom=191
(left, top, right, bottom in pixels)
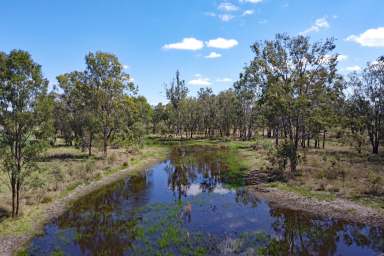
left=28, top=146, right=384, bottom=255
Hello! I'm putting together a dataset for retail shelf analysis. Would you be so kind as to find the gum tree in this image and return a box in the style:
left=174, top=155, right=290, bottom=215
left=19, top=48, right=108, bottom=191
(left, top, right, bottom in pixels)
left=0, top=50, right=50, bottom=217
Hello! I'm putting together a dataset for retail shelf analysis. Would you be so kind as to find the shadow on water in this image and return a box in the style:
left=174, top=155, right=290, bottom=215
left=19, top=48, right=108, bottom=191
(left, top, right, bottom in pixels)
left=27, top=145, right=384, bottom=255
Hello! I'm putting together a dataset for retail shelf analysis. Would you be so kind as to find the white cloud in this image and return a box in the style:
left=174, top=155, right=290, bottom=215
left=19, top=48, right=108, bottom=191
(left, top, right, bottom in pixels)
left=242, top=9, right=254, bottom=16
left=218, top=2, right=239, bottom=12
left=123, top=64, right=130, bottom=69
left=345, top=65, right=362, bottom=72
left=206, top=38, right=239, bottom=49
left=320, top=54, right=348, bottom=64
left=218, top=14, right=235, bottom=22
left=163, top=37, right=204, bottom=51
left=346, top=27, right=384, bottom=47
left=188, top=74, right=212, bottom=86
left=301, top=17, right=330, bottom=35
left=337, top=54, right=348, bottom=62
left=216, top=78, right=233, bottom=83
left=205, top=52, right=222, bottom=59
left=240, top=0, right=263, bottom=3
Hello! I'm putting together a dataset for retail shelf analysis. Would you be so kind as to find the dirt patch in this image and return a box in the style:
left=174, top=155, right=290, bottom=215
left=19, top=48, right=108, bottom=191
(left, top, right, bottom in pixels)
left=0, top=156, right=166, bottom=256
left=248, top=185, right=384, bottom=227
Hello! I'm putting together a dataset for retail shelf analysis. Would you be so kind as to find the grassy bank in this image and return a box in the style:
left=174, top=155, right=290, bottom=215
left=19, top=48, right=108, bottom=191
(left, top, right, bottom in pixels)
left=0, top=143, right=170, bottom=255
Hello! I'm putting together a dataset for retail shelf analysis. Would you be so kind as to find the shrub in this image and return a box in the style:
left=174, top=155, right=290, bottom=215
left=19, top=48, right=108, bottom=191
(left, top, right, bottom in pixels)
left=26, top=172, right=48, bottom=203
left=366, top=172, right=383, bottom=195
left=80, top=159, right=96, bottom=181
left=51, top=167, right=65, bottom=191
left=108, top=152, right=118, bottom=164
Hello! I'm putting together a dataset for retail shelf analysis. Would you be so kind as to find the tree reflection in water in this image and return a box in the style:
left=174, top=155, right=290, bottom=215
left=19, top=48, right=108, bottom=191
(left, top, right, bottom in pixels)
left=166, top=146, right=230, bottom=199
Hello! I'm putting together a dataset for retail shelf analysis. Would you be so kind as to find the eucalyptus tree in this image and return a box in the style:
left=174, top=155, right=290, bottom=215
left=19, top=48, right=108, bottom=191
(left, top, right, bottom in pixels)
left=152, top=103, right=169, bottom=134
left=166, top=70, right=188, bottom=137
left=348, top=57, right=384, bottom=154
left=85, top=52, right=136, bottom=157
left=242, top=34, right=338, bottom=172
left=56, top=71, right=98, bottom=155
left=234, top=69, right=260, bottom=140
left=197, top=87, right=216, bottom=137
left=0, top=50, right=50, bottom=217
left=216, top=89, right=238, bottom=137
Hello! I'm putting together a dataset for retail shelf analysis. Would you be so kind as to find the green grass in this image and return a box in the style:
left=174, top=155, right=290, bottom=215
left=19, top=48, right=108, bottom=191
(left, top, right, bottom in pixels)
left=0, top=205, right=45, bottom=237
left=268, top=182, right=336, bottom=201
left=350, top=196, right=384, bottom=210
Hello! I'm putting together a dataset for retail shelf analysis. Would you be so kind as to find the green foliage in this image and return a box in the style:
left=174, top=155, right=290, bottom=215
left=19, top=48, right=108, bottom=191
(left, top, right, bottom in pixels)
left=367, top=171, right=383, bottom=195
left=0, top=49, right=50, bottom=216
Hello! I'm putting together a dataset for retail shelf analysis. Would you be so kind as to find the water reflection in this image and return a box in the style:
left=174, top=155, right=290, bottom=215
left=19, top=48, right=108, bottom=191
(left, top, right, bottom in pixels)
left=28, top=146, right=384, bottom=256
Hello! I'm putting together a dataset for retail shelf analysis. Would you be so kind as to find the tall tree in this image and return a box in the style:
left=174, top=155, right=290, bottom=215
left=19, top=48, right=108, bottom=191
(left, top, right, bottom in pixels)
left=166, top=70, right=188, bottom=137
left=85, top=52, right=135, bottom=157
left=0, top=50, right=50, bottom=217
left=241, top=34, right=338, bottom=172
left=348, top=57, right=384, bottom=154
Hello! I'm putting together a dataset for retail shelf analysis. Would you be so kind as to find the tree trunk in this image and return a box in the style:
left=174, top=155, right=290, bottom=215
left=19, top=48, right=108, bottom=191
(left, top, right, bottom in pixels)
left=88, top=132, right=93, bottom=157
left=275, top=127, right=279, bottom=146
left=11, top=184, right=16, bottom=218
left=103, top=129, right=108, bottom=157
left=322, top=130, right=326, bottom=149
left=16, top=181, right=20, bottom=216
left=373, top=143, right=379, bottom=154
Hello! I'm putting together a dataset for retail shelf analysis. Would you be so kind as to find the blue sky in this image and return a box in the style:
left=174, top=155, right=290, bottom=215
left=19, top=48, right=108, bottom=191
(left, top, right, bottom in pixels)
left=1, top=0, right=384, bottom=104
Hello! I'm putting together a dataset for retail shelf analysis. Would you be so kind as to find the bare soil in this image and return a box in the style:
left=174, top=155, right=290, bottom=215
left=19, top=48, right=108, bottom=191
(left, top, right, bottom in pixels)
left=248, top=185, right=384, bottom=227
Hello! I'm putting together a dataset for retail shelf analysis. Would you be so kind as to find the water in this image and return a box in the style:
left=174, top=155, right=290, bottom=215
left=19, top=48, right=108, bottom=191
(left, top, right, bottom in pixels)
left=28, top=146, right=384, bottom=255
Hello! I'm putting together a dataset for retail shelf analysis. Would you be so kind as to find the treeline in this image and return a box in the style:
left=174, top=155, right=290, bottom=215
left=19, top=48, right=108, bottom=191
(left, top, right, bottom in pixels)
left=1, top=33, right=383, bottom=217
left=154, top=34, right=384, bottom=172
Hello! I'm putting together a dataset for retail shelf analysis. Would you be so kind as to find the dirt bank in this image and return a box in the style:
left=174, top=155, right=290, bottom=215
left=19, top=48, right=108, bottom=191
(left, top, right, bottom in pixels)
left=248, top=185, right=384, bottom=227
left=0, top=156, right=166, bottom=256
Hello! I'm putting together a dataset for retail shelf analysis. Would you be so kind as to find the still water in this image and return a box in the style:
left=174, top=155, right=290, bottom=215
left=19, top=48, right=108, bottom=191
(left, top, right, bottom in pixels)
left=28, top=146, right=384, bottom=255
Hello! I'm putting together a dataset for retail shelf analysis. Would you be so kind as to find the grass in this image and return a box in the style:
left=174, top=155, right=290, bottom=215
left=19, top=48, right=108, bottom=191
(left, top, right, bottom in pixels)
left=267, top=182, right=336, bottom=201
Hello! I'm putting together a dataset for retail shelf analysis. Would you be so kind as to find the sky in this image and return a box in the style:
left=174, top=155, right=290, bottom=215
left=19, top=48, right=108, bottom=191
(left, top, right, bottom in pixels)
left=1, top=0, right=384, bottom=104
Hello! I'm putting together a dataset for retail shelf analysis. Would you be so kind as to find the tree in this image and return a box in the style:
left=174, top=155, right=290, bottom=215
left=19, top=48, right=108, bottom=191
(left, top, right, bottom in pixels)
left=239, top=34, right=338, bottom=172
left=348, top=57, right=384, bottom=154
left=56, top=71, right=98, bottom=155
left=166, top=70, right=188, bottom=137
left=0, top=50, right=50, bottom=217
left=85, top=52, right=136, bottom=157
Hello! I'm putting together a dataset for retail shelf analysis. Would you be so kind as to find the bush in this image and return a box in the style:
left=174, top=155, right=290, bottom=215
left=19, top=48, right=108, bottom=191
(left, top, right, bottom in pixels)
left=51, top=167, right=65, bottom=191
left=80, top=159, right=96, bottom=181
left=366, top=172, right=383, bottom=195
left=41, top=195, right=53, bottom=204
left=26, top=172, right=48, bottom=203
left=108, top=152, right=118, bottom=164
left=267, top=141, right=299, bottom=175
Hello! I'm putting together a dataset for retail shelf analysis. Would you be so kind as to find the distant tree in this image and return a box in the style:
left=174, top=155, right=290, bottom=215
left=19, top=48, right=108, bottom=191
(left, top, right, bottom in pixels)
left=0, top=50, right=50, bottom=217
left=166, top=70, right=188, bottom=136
